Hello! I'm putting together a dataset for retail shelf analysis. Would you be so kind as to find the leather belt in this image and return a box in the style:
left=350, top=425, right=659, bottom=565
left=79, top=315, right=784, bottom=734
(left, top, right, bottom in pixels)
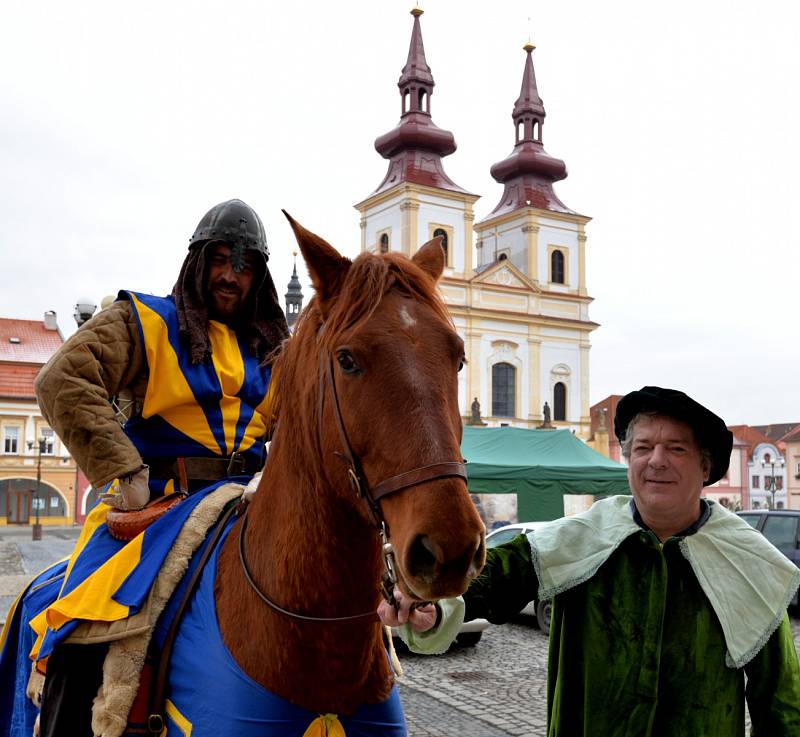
left=144, top=453, right=261, bottom=485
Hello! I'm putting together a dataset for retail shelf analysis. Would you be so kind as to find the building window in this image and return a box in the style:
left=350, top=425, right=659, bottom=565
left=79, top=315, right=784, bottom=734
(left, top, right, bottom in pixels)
left=433, top=228, right=448, bottom=264
left=551, top=250, right=565, bottom=284
left=40, top=427, right=55, bottom=455
left=379, top=232, right=389, bottom=254
left=553, top=382, right=567, bottom=421
left=3, top=426, right=19, bottom=454
left=492, top=363, right=516, bottom=418
left=752, top=476, right=760, bottom=488
left=776, top=476, right=784, bottom=490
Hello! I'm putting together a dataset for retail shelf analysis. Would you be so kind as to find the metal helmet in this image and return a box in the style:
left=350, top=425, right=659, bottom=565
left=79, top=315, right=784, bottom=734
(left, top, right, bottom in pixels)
left=189, top=199, right=269, bottom=271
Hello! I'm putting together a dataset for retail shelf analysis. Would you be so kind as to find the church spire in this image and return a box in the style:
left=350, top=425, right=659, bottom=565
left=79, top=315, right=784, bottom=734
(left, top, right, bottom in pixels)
left=284, top=252, right=303, bottom=329
left=488, top=42, right=573, bottom=216
left=371, top=8, right=466, bottom=194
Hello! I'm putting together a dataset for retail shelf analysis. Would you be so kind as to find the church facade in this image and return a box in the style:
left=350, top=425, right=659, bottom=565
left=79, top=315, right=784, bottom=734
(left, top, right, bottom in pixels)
left=355, top=9, right=597, bottom=436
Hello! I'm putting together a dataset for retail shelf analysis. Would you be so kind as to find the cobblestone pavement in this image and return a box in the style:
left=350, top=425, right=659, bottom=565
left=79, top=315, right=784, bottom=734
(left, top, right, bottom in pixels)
left=2, top=529, right=799, bottom=737
left=0, top=526, right=80, bottom=620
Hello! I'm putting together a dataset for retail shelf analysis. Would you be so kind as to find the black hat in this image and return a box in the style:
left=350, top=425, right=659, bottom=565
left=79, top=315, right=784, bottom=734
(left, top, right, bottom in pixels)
left=614, top=386, right=733, bottom=486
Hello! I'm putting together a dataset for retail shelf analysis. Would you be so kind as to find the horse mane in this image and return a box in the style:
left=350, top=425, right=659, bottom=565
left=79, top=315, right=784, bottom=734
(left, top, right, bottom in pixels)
left=268, top=251, right=452, bottom=467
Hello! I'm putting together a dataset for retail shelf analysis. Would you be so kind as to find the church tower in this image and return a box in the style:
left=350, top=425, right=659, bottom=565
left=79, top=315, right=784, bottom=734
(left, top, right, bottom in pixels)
left=284, top=252, right=303, bottom=330
left=357, top=14, right=596, bottom=436
left=464, top=41, right=595, bottom=434
left=354, top=8, right=479, bottom=276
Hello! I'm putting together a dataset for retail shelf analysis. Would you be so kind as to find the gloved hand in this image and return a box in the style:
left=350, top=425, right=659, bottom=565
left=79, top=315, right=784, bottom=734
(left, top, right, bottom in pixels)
left=243, top=471, right=263, bottom=504
left=101, top=465, right=151, bottom=511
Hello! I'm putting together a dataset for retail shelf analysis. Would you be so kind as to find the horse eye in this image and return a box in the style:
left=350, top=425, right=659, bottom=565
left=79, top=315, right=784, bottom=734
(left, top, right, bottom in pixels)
left=458, top=355, right=466, bottom=372
left=337, top=351, right=359, bottom=374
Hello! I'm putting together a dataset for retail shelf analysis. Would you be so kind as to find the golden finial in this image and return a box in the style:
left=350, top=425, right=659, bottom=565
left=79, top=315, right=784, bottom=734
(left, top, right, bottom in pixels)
left=524, top=16, right=535, bottom=52
left=411, top=5, right=424, bottom=18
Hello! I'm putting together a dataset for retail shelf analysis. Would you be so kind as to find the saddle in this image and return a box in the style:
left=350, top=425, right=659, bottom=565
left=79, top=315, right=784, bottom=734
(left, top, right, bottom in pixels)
left=106, top=492, right=187, bottom=541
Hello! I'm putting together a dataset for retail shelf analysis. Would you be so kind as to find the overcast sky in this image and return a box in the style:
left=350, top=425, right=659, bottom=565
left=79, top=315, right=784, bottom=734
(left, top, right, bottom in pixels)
left=1, top=0, right=798, bottom=426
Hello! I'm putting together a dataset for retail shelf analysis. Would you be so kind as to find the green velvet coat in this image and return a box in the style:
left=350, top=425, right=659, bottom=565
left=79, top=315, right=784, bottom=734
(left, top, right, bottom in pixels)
left=465, top=530, right=800, bottom=737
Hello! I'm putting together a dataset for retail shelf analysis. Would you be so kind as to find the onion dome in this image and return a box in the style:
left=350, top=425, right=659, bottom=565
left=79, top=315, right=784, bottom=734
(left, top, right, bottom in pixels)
left=488, top=42, right=574, bottom=216
left=372, top=8, right=466, bottom=194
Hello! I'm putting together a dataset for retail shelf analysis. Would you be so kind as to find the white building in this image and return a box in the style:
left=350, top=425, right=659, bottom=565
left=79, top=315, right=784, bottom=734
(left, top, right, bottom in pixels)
left=356, top=10, right=596, bottom=435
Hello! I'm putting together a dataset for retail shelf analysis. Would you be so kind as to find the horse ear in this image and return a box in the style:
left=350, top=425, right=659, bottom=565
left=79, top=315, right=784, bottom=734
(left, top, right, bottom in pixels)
left=282, top=210, right=351, bottom=309
left=412, top=237, right=445, bottom=282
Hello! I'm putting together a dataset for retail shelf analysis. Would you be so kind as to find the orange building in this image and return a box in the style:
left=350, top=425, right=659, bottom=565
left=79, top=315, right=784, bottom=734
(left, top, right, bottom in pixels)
left=0, top=313, right=84, bottom=526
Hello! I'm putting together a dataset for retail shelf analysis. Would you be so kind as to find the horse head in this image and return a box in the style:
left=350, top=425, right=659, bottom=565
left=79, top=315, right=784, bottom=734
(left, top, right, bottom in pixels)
left=276, top=212, right=486, bottom=602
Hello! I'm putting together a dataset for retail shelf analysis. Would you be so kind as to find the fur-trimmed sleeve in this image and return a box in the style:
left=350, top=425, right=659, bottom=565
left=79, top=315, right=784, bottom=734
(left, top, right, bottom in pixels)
left=35, top=300, right=146, bottom=488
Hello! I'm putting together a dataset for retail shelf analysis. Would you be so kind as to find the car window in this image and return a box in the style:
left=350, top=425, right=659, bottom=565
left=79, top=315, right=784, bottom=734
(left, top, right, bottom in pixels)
left=738, top=513, right=762, bottom=529
left=486, top=529, right=523, bottom=548
left=760, top=516, right=799, bottom=553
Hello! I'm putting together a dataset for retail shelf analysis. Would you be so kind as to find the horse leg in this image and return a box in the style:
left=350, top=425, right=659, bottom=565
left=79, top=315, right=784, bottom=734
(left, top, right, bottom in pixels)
left=39, top=643, right=107, bottom=737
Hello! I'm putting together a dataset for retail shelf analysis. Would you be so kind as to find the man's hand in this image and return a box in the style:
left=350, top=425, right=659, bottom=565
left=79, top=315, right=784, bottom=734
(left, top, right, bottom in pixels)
left=101, top=465, right=150, bottom=511
left=377, top=587, right=438, bottom=633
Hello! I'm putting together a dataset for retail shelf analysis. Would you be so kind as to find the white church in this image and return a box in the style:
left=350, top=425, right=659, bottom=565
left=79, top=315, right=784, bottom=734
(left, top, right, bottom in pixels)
left=354, top=9, right=596, bottom=436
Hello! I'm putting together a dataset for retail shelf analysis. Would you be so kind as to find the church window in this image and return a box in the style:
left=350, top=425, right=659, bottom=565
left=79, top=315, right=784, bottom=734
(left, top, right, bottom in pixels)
left=433, top=228, right=448, bottom=264
left=516, top=120, right=523, bottom=143
left=533, top=120, right=540, bottom=141
left=402, top=89, right=410, bottom=114
left=379, top=232, right=389, bottom=254
left=553, top=382, right=567, bottom=421
left=492, top=363, right=516, bottom=418
left=551, top=249, right=565, bottom=284
left=419, top=89, right=428, bottom=113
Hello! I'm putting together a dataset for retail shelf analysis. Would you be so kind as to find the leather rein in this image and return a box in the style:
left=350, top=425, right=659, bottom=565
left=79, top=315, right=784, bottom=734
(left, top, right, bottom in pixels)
left=238, top=352, right=468, bottom=623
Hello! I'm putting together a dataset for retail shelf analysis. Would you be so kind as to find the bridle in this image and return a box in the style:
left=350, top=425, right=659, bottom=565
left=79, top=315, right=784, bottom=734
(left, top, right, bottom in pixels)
left=238, top=351, right=468, bottom=623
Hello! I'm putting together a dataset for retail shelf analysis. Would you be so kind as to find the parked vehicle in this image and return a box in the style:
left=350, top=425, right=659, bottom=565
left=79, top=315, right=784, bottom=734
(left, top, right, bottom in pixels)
left=737, top=509, right=800, bottom=607
left=486, top=522, right=552, bottom=634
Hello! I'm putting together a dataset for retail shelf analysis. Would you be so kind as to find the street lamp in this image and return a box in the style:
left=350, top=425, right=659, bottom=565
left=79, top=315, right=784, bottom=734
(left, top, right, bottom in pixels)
left=73, top=298, right=97, bottom=328
left=762, top=457, right=786, bottom=509
left=27, top=437, right=47, bottom=541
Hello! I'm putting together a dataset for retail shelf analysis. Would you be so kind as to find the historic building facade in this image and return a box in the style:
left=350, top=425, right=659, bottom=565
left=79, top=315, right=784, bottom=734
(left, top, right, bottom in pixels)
left=355, top=9, right=596, bottom=435
left=0, top=313, right=82, bottom=526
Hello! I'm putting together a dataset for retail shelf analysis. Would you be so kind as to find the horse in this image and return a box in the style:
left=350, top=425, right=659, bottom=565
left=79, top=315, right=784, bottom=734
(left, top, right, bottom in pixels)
left=0, top=214, right=485, bottom=736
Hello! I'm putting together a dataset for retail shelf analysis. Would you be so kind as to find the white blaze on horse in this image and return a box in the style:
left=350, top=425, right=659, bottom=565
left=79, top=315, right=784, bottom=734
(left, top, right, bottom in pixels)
left=1, top=214, right=486, bottom=737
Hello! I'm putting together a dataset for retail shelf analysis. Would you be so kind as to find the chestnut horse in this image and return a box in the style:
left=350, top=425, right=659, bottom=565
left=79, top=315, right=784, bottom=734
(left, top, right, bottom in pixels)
left=202, top=215, right=485, bottom=726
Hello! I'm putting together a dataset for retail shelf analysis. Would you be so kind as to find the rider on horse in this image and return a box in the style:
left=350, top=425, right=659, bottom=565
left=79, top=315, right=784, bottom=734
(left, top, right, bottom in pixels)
left=1, top=199, right=288, bottom=737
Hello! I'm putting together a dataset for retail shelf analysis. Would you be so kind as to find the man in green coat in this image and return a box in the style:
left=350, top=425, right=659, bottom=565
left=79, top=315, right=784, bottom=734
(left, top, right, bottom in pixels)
left=381, top=387, right=800, bottom=736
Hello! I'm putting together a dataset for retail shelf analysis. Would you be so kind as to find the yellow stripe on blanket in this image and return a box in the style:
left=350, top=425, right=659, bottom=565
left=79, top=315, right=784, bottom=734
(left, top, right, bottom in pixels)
left=303, top=714, right=346, bottom=737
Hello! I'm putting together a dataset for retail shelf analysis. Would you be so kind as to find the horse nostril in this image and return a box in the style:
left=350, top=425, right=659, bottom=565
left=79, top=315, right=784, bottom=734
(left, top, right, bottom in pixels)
left=407, top=534, right=440, bottom=581
left=468, top=537, right=486, bottom=579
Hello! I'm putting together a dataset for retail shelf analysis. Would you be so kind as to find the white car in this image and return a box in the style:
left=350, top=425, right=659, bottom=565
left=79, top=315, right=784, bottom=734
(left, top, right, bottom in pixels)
left=486, top=521, right=552, bottom=634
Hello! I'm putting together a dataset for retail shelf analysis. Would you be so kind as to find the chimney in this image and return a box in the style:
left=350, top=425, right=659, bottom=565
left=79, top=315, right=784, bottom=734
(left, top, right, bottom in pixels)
left=43, top=311, right=58, bottom=331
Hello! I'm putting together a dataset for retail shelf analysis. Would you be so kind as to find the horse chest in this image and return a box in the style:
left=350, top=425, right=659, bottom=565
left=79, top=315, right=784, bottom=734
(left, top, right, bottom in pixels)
left=161, top=530, right=406, bottom=736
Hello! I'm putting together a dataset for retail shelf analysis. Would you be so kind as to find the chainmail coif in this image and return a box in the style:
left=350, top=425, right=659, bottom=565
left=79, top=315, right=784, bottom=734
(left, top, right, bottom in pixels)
left=172, top=244, right=289, bottom=365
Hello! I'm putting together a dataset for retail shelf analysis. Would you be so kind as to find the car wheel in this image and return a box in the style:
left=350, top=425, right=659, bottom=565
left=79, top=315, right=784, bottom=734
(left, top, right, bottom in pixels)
left=455, top=631, right=483, bottom=647
left=536, top=599, right=552, bottom=636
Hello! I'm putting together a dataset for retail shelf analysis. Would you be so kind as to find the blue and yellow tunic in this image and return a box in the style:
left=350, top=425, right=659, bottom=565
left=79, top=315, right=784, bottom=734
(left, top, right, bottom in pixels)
left=121, top=290, right=273, bottom=495
left=21, top=291, right=274, bottom=665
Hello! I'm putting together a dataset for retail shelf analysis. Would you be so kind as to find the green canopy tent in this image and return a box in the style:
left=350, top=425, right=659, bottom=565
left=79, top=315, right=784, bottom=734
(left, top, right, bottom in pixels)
left=462, top=426, right=630, bottom=521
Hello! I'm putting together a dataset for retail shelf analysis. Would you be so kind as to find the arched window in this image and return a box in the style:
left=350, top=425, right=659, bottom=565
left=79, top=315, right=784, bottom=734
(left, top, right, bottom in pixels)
left=551, top=249, right=565, bottom=284
left=403, top=89, right=410, bottom=114
left=0, top=478, right=66, bottom=523
left=492, top=363, right=516, bottom=418
left=532, top=120, right=540, bottom=141
left=419, top=89, right=428, bottom=113
left=379, top=233, right=389, bottom=254
left=553, top=382, right=567, bottom=421
left=433, top=228, right=448, bottom=264
left=516, top=120, right=523, bottom=143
